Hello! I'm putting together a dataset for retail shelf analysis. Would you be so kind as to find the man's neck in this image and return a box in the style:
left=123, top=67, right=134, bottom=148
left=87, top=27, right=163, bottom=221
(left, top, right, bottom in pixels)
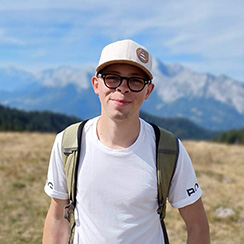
left=96, top=116, right=140, bottom=149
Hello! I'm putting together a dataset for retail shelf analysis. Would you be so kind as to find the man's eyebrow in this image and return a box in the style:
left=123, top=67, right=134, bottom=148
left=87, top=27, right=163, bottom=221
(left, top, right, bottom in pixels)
left=131, top=73, right=147, bottom=77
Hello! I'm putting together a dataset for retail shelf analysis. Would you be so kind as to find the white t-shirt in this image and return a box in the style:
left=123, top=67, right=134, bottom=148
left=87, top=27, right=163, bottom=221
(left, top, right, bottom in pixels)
left=45, top=117, right=202, bottom=244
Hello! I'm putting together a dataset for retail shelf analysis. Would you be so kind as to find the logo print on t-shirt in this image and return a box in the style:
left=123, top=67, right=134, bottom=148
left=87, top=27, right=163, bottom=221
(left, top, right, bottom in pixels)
left=187, top=183, right=199, bottom=196
left=48, top=182, right=54, bottom=189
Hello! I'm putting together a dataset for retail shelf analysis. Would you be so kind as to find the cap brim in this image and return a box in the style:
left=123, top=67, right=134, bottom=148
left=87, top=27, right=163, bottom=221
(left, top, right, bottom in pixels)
left=96, top=60, right=153, bottom=80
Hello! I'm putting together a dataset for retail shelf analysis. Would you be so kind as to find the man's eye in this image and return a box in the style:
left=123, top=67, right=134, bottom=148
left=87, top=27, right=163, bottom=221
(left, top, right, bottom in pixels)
left=106, top=75, right=119, bottom=81
left=130, top=78, right=144, bottom=84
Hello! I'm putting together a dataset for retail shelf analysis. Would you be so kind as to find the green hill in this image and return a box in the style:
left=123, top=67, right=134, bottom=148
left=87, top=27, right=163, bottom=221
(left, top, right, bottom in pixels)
left=140, top=111, right=219, bottom=140
left=213, top=128, right=244, bottom=145
left=0, top=105, right=80, bottom=133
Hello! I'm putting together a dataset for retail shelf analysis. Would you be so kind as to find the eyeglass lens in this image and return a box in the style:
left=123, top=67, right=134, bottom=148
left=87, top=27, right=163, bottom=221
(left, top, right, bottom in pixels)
left=102, top=74, right=148, bottom=92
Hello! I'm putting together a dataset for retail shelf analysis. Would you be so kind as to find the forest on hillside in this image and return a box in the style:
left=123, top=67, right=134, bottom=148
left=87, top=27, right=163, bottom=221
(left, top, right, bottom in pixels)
left=213, top=128, right=244, bottom=145
left=1, top=104, right=243, bottom=144
left=0, top=104, right=80, bottom=133
left=0, top=104, right=217, bottom=139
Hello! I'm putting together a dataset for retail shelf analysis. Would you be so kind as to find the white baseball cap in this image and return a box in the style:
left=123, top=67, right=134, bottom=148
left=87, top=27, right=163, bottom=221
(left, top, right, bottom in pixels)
left=96, top=39, right=153, bottom=80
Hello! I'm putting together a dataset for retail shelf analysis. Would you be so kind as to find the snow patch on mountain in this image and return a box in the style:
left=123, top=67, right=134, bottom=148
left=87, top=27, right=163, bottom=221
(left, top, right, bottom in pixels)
left=34, top=65, right=94, bottom=90
left=152, top=59, right=244, bottom=114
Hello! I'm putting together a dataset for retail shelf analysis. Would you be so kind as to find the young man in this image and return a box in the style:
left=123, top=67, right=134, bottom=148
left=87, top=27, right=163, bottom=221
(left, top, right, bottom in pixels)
left=43, top=39, right=210, bottom=244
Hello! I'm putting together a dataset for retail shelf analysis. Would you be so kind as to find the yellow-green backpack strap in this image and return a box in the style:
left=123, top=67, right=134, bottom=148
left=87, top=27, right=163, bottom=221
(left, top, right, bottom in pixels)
left=157, top=127, right=179, bottom=219
left=150, top=123, right=179, bottom=244
left=61, top=120, right=88, bottom=244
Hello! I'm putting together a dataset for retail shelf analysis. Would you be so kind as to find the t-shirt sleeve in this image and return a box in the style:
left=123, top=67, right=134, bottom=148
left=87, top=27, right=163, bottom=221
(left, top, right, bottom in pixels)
left=44, top=131, right=69, bottom=200
left=168, top=140, right=202, bottom=209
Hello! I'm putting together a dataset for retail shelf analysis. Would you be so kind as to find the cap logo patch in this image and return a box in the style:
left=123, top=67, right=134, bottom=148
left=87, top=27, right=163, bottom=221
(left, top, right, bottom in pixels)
left=136, top=48, right=149, bottom=63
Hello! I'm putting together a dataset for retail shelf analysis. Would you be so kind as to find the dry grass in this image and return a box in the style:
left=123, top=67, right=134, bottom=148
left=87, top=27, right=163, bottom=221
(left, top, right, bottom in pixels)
left=0, top=133, right=243, bottom=243
left=0, top=132, right=55, bottom=244
left=166, top=141, right=244, bottom=244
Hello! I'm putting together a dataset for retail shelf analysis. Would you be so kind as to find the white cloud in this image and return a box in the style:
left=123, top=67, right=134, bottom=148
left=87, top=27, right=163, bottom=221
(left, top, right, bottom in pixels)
left=0, top=0, right=97, bottom=10
left=0, top=29, right=25, bottom=45
left=31, top=49, right=48, bottom=58
left=0, top=0, right=244, bottom=81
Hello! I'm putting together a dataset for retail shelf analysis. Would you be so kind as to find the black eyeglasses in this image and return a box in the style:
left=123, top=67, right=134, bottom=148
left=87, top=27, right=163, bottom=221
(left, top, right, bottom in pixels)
left=97, top=73, right=151, bottom=92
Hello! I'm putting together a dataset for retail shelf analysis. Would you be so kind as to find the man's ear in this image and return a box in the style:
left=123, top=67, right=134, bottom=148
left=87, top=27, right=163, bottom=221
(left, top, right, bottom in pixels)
left=144, top=83, right=154, bottom=100
left=92, top=76, right=99, bottom=94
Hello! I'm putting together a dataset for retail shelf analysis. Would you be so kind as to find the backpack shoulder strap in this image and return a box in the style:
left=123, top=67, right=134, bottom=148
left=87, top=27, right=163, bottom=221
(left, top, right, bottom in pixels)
left=61, top=120, right=88, bottom=244
left=151, top=123, right=179, bottom=244
left=154, top=125, right=179, bottom=218
left=62, top=121, right=84, bottom=203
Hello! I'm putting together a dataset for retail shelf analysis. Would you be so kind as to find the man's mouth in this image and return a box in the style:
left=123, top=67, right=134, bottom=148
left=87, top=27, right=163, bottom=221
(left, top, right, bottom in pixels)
left=111, top=99, right=130, bottom=106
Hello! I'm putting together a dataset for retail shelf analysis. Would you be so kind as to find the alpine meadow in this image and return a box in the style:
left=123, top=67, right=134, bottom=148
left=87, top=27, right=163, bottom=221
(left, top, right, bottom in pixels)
left=0, top=132, right=243, bottom=244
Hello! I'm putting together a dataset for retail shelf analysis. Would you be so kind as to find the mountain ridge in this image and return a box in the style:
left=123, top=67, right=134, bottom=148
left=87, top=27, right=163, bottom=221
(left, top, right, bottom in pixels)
left=0, top=60, right=244, bottom=130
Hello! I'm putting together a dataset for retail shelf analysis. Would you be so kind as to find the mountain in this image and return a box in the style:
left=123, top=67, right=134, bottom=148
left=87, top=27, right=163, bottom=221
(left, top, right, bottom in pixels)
left=0, top=66, right=37, bottom=92
left=0, top=61, right=244, bottom=130
left=146, top=59, right=244, bottom=130
left=140, top=111, right=218, bottom=140
left=0, top=66, right=101, bottom=119
left=0, top=83, right=100, bottom=119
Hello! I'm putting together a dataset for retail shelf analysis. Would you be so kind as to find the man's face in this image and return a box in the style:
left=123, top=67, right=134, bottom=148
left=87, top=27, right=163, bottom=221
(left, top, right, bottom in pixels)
left=92, top=63, right=154, bottom=122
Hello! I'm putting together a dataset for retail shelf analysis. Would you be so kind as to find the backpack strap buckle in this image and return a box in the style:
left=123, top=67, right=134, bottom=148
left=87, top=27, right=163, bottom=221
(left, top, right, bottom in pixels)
left=64, top=202, right=76, bottom=244
left=157, top=200, right=164, bottom=219
left=64, top=202, right=75, bottom=223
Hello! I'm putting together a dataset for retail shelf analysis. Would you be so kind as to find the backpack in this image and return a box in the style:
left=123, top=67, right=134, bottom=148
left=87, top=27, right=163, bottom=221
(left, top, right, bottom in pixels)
left=61, top=120, right=179, bottom=244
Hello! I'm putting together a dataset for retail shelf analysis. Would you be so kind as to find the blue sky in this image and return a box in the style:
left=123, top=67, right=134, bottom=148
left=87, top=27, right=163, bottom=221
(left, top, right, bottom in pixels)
left=0, top=0, right=244, bottom=82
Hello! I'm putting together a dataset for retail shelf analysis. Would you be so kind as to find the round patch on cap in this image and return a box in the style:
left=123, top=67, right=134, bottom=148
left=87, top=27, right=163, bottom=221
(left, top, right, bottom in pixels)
left=136, top=48, right=149, bottom=63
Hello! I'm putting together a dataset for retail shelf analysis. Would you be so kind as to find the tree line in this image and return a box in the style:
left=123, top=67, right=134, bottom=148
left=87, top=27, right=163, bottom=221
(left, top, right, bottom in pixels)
left=1, top=104, right=243, bottom=144
left=0, top=105, right=80, bottom=133
left=213, top=128, right=244, bottom=145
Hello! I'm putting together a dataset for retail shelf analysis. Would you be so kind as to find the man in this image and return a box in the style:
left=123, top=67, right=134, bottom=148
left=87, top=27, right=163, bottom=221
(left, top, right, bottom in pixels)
left=43, top=39, right=210, bottom=244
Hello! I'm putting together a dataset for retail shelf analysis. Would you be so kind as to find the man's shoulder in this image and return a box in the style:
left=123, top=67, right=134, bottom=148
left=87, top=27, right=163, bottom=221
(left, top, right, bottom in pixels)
left=140, top=118, right=176, bottom=138
left=62, top=116, right=99, bottom=134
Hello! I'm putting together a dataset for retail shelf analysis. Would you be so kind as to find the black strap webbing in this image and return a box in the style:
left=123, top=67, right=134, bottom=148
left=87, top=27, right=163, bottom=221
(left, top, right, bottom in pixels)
left=72, top=120, right=88, bottom=208
left=150, top=123, right=170, bottom=244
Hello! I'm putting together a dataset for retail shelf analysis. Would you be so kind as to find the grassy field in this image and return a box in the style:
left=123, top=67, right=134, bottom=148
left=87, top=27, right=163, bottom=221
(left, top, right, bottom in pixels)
left=0, top=132, right=243, bottom=243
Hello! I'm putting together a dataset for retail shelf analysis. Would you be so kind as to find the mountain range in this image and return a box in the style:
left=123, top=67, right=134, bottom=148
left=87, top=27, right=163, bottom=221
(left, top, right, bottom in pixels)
left=0, top=59, right=244, bottom=131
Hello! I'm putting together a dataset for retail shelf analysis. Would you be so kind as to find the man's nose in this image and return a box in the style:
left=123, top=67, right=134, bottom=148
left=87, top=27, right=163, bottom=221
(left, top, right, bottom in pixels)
left=116, top=79, right=130, bottom=93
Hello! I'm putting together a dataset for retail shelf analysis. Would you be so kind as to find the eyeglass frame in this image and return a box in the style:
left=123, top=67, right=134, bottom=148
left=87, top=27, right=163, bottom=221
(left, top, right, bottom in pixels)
left=97, top=73, right=152, bottom=92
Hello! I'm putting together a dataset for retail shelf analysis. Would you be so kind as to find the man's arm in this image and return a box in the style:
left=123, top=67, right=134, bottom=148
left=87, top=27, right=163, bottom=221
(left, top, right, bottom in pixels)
left=43, top=198, right=69, bottom=244
left=179, top=198, right=210, bottom=244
